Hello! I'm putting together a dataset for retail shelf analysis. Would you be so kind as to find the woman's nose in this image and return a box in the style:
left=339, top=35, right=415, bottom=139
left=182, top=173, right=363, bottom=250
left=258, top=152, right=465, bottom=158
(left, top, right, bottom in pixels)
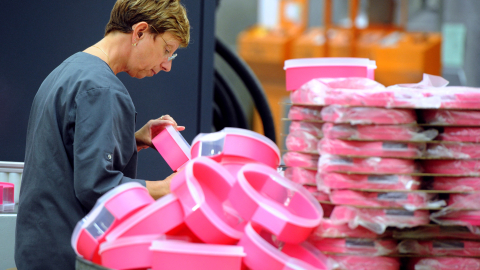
left=161, top=60, right=172, bottom=72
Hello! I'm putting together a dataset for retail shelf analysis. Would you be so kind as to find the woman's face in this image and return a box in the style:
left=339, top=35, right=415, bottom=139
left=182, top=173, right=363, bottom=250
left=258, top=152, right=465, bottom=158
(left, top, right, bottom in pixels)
left=127, top=30, right=180, bottom=79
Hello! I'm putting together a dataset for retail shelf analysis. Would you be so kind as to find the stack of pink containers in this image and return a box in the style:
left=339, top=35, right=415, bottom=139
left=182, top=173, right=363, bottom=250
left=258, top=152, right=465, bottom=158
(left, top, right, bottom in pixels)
left=72, top=127, right=331, bottom=270
left=283, top=58, right=480, bottom=270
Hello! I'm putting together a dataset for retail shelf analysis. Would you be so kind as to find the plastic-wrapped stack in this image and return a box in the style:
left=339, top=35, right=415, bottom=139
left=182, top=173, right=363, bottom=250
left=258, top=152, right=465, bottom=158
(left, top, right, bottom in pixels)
left=283, top=69, right=480, bottom=269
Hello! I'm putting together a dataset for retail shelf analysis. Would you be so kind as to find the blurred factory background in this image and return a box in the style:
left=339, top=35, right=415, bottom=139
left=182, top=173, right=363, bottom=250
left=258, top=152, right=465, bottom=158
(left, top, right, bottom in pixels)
left=214, top=0, right=479, bottom=146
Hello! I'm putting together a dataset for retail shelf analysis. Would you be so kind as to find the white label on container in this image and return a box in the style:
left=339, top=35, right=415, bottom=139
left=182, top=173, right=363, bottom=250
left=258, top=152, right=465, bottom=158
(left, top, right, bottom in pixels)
left=385, top=209, right=414, bottom=216
left=367, top=175, right=399, bottom=183
left=377, top=192, right=408, bottom=201
left=432, top=240, right=464, bottom=250
left=345, top=239, right=375, bottom=248
left=86, top=207, right=114, bottom=239
left=382, top=142, right=408, bottom=150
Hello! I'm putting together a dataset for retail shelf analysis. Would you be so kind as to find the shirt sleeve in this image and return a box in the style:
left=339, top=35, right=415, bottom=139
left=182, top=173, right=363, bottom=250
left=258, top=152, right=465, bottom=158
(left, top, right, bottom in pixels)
left=73, top=87, right=146, bottom=210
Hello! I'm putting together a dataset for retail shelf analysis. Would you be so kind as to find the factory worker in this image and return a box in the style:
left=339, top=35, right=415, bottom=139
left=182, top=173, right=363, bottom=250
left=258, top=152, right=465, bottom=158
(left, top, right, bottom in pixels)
left=15, top=0, right=190, bottom=269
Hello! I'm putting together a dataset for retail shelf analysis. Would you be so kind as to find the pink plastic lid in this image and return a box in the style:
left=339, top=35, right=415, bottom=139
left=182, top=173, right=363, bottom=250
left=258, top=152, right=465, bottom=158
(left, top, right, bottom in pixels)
left=105, top=193, right=184, bottom=242
left=153, top=125, right=191, bottom=171
left=190, top=128, right=280, bottom=169
left=150, top=239, right=245, bottom=256
left=238, top=222, right=329, bottom=270
left=284, top=58, right=376, bottom=70
left=170, top=157, right=245, bottom=244
left=71, top=182, right=154, bottom=260
left=229, top=163, right=323, bottom=244
left=0, top=182, right=14, bottom=212
left=99, top=234, right=160, bottom=269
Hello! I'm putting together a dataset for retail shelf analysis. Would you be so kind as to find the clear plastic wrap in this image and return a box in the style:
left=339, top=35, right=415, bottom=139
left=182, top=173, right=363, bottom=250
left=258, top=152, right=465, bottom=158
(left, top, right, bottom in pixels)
left=317, top=173, right=421, bottom=193
left=321, top=105, right=417, bottom=125
left=304, top=185, right=330, bottom=201
left=285, top=130, right=320, bottom=152
left=437, top=87, right=480, bottom=109
left=329, top=190, right=444, bottom=210
left=318, top=138, right=425, bottom=158
left=329, top=255, right=400, bottom=270
left=422, top=160, right=480, bottom=175
left=432, top=177, right=480, bottom=192
left=426, top=143, right=480, bottom=159
left=310, top=219, right=379, bottom=239
left=289, top=121, right=324, bottom=137
left=392, top=225, right=480, bottom=241
left=430, top=193, right=480, bottom=231
left=322, top=123, right=438, bottom=141
left=283, top=152, right=319, bottom=168
left=288, top=105, right=323, bottom=121
left=438, top=127, right=480, bottom=143
left=448, top=193, right=480, bottom=208
left=414, top=257, right=480, bottom=270
left=422, top=109, right=480, bottom=126
left=399, top=239, right=480, bottom=256
left=318, top=154, right=418, bottom=174
left=284, top=167, right=317, bottom=185
left=290, top=77, right=386, bottom=106
left=310, top=237, right=397, bottom=256
left=330, top=206, right=430, bottom=234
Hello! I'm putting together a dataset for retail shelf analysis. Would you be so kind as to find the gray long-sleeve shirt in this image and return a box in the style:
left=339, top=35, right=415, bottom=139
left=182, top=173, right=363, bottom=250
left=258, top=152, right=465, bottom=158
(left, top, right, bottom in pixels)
left=15, top=52, right=146, bottom=269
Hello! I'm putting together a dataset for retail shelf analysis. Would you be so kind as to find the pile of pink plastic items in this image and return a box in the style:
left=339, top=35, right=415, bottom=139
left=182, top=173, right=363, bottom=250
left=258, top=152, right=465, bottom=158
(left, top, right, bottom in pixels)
left=72, top=127, right=334, bottom=270
left=283, top=60, right=480, bottom=269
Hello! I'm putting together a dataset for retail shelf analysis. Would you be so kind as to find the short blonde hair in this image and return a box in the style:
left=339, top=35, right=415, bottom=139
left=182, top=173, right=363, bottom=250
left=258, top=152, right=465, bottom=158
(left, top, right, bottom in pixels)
left=105, top=0, right=190, bottom=47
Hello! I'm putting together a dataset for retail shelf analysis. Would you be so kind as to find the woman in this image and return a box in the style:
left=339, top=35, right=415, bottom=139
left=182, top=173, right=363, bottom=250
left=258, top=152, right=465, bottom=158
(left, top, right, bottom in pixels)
left=15, top=0, right=190, bottom=269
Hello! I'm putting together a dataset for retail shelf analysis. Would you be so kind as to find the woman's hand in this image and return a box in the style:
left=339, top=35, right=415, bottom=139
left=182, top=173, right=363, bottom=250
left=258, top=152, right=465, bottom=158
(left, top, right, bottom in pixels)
left=145, top=172, right=177, bottom=200
left=135, top=114, right=185, bottom=152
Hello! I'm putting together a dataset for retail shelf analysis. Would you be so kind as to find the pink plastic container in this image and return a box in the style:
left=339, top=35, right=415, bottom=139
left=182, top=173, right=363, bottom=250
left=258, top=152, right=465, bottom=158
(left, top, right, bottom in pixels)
left=289, top=121, right=324, bottom=137
left=318, top=138, right=423, bottom=158
left=170, top=157, right=244, bottom=245
left=422, top=109, right=480, bottom=126
left=322, top=123, right=437, bottom=141
left=99, top=234, right=159, bottom=269
left=237, top=222, right=330, bottom=270
left=317, top=173, right=421, bottom=192
left=398, top=239, right=480, bottom=256
left=229, top=163, right=323, bottom=244
left=439, top=87, right=480, bottom=109
left=318, top=154, right=417, bottom=174
left=288, top=106, right=323, bottom=121
left=284, top=167, right=317, bottom=185
left=311, top=238, right=397, bottom=255
left=329, top=255, right=400, bottom=270
left=432, top=176, right=480, bottom=192
left=330, top=206, right=430, bottom=234
left=105, top=193, right=185, bottom=242
left=439, top=127, right=480, bottom=143
left=422, top=160, right=480, bottom=175
left=321, top=105, right=417, bottom=125
left=286, top=131, right=320, bottom=153
left=283, top=152, right=319, bottom=168
left=0, top=182, right=15, bottom=212
left=71, top=182, right=154, bottom=263
left=284, top=58, right=376, bottom=91
left=150, top=239, right=245, bottom=270
left=392, top=225, right=480, bottom=241
left=426, top=142, right=480, bottom=159
left=190, top=128, right=280, bottom=177
left=152, top=125, right=191, bottom=171
left=311, top=219, right=378, bottom=239
left=414, top=257, right=480, bottom=270
left=434, top=210, right=480, bottom=226
left=329, top=190, right=429, bottom=209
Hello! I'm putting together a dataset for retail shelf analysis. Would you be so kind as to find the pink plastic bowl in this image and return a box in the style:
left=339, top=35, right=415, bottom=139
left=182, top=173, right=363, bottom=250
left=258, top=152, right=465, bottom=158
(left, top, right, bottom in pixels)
left=311, top=237, right=397, bottom=255
left=318, top=173, right=420, bottom=191
left=238, top=222, right=329, bottom=270
left=152, top=125, right=191, bottom=171
left=150, top=239, right=245, bottom=270
left=414, top=257, right=480, bottom=270
left=318, top=138, right=423, bottom=158
left=0, top=182, right=15, bottom=212
left=321, top=105, right=417, bottom=125
left=311, top=219, right=378, bottom=239
left=284, top=58, right=376, bottom=91
left=105, top=193, right=185, bottom=242
left=71, top=182, right=154, bottom=263
left=422, top=160, right=480, bottom=175
left=190, top=128, right=280, bottom=177
left=170, top=157, right=245, bottom=245
left=422, top=109, right=480, bottom=126
left=99, top=234, right=160, bottom=269
left=329, top=255, right=400, bottom=270
left=229, top=163, right=323, bottom=244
